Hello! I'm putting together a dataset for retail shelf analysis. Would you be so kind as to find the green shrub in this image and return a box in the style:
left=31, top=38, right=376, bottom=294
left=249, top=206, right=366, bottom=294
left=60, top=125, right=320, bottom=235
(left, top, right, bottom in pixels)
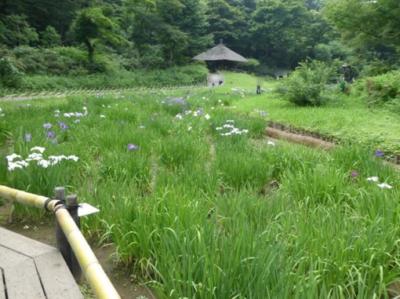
left=0, top=57, right=22, bottom=88
left=54, top=46, right=87, bottom=62
left=139, top=44, right=165, bottom=69
left=86, top=52, right=121, bottom=74
left=12, top=46, right=47, bottom=74
left=362, top=70, right=400, bottom=111
left=39, top=26, right=61, bottom=47
left=281, top=60, right=335, bottom=106
left=360, top=59, right=395, bottom=77
left=235, top=58, right=261, bottom=74
left=313, top=41, right=351, bottom=62
left=119, top=45, right=141, bottom=71
left=11, top=46, right=89, bottom=75
left=9, top=46, right=130, bottom=76
left=52, top=47, right=89, bottom=75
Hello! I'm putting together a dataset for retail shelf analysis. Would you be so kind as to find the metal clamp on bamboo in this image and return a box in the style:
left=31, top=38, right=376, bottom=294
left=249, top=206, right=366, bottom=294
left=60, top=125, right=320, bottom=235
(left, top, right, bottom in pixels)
left=0, top=185, right=121, bottom=299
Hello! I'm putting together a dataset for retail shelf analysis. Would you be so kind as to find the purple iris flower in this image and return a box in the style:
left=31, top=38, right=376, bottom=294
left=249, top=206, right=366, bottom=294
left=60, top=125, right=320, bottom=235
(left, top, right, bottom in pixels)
left=375, top=150, right=384, bottom=158
left=127, top=143, right=139, bottom=151
left=43, top=123, right=52, bottom=130
left=196, top=108, right=204, bottom=116
left=47, top=130, right=56, bottom=139
left=350, top=170, right=359, bottom=178
left=167, top=97, right=187, bottom=106
left=58, top=121, right=69, bottom=131
left=24, top=133, right=32, bottom=142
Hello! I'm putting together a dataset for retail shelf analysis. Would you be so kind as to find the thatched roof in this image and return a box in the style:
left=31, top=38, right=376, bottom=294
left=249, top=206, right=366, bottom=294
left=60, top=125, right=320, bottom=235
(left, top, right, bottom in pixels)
left=193, top=43, right=248, bottom=62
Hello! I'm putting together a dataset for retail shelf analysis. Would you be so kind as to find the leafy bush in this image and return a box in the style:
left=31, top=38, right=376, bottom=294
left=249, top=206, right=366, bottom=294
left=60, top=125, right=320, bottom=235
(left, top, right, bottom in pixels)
left=313, top=41, right=351, bottom=62
left=235, top=58, right=261, bottom=74
left=281, top=60, right=335, bottom=106
left=362, top=70, right=400, bottom=111
left=359, top=59, right=396, bottom=77
left=10, top=46, right=89, bottom=75
left=8, top=46, right=129, bottom=75
left=0, top=57, right=22, bottom=88
left=119, top=45, right=141, bottom=71
left=139, top=44, right=165, bottom=69
left=40, top=26, right=61, bottom=47
left=86, top=52, right=122, bottom=74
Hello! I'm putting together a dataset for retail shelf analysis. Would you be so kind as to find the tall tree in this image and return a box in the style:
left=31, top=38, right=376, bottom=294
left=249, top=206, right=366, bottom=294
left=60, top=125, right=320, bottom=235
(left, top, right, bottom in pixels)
left=207, top=0, right=247, bottom=47
left=0, top=15, right=39, bottom=47
left=0, top=0, right=86, bottom=39
left=250, top=0, right=330, bottom=67
left=325, top=0, right=400, bottom=51
left=72, top=7, right=125, bottom=64
left=174, top=0, right=213, bottom=61
left=124, top=0, right=211, bottom=66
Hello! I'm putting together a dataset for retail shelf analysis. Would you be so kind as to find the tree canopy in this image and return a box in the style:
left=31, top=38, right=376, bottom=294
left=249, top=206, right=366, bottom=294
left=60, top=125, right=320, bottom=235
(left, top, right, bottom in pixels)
left=325, top=0, right=400, bottom=50
left=72, top=7, right=125, bottom=64
left=0, top=0, right=398, bottom=73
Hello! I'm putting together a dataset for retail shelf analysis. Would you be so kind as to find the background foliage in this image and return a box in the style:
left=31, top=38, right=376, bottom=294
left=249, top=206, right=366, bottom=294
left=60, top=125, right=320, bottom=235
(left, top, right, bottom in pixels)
left=0, top=0, right=399, bottom=90
left=0, top=1, right=344, bottom=73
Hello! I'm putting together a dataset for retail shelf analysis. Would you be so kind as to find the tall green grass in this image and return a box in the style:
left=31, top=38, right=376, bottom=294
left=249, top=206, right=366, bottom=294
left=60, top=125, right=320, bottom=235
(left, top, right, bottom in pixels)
left=0, top=64, right=208, bottom=95
left=1, top=86, right=400, bottom=298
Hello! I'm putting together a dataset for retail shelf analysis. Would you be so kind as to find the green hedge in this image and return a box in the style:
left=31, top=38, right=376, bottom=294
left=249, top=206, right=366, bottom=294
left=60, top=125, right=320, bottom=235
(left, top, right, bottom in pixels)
left=2, top=64, right=208, bottom=93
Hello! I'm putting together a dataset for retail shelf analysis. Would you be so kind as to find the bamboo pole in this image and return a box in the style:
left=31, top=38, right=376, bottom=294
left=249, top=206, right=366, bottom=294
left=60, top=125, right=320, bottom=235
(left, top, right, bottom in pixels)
left=0, top=185, right=47, bottom=209
left=0, top=185, right=121, bottom=299
left=55, top=207, right=120, bottom=299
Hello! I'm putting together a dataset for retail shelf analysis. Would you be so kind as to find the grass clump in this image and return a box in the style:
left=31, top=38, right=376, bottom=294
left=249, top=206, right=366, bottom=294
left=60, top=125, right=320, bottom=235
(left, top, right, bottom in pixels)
left=362, top=70, right=400, bottom=113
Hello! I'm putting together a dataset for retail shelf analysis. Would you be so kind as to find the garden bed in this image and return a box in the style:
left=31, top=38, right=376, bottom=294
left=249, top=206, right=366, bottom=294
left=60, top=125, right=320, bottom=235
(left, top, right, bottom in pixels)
left=1, top=87, right=400, bottom=298
left=267, top=121, right=400, bottom=165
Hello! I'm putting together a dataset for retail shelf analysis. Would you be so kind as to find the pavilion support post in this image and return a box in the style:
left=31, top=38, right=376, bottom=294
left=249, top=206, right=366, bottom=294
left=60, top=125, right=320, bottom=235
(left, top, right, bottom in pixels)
left=54, top=187, right=82, bottom=281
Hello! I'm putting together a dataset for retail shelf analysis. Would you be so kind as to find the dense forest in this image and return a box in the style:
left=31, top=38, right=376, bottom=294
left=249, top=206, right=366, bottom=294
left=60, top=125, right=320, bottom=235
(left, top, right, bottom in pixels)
left=0, top=0, right=399, bottom=87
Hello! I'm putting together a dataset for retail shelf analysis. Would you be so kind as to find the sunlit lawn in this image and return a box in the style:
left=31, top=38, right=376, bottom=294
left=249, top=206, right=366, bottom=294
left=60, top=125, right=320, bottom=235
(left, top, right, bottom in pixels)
left=219, top=72, right=400, bottom=155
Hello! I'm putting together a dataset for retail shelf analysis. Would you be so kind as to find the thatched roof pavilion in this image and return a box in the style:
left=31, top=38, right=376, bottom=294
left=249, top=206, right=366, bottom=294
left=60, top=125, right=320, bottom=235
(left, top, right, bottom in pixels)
left=193, top=42, right=248, bottom=62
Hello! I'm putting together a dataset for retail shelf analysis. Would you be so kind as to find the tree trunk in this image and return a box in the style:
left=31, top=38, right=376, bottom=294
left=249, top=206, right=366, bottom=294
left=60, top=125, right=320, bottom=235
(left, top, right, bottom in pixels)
left=84, top=39, right=94, bottom=64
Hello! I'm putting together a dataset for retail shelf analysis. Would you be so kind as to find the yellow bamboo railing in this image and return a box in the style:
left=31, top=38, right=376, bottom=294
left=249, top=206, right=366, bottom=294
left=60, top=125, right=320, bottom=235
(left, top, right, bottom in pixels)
left=0, top=185, right=120, bottom=299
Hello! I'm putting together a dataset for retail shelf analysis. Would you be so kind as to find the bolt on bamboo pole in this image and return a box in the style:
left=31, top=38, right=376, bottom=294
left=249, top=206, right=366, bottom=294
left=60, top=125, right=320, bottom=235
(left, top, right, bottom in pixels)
left=0, top=185, right=121, bottom=299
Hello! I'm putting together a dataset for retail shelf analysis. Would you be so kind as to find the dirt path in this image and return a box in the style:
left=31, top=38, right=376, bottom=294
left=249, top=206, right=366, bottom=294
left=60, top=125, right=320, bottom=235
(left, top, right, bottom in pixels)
left=266, top=127, right=335, bottom=150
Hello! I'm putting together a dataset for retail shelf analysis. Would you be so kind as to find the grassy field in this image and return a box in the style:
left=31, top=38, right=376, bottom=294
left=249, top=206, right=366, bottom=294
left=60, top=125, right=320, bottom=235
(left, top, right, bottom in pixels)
left=1, top=76, right=400, bottom=298
left=222, top=72, right=400, bottom=156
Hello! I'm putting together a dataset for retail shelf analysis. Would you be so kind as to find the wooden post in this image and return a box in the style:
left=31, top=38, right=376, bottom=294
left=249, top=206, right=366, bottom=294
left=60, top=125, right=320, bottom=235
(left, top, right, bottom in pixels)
left=256, top=84, right=261, bottom=94
left=54, top=187, right=82, bottom=281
